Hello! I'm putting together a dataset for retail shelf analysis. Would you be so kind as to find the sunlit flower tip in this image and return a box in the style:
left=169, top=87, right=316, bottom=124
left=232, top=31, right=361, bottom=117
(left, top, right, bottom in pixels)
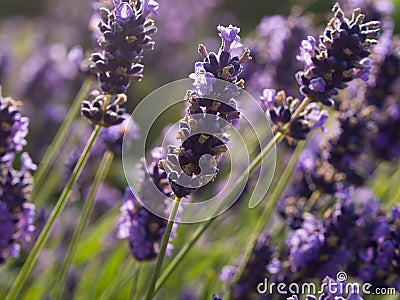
left=142, top=0, right=159, bottom=17
left=217, top=24, right=242, bottom=51
left=259, top=88, right=276, bottom=109
left=114, top=2, right=133, bottom=23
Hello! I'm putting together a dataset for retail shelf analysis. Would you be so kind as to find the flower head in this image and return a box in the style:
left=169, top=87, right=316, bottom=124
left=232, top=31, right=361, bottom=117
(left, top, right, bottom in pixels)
left=297, top=3, right=380, bottom=106
left=114, top=2, right=133, bottom=23
left=217, top=24, right=242, bottom=52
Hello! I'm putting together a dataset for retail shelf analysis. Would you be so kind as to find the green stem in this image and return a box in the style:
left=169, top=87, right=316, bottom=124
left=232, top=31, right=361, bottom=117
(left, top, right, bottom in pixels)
left=226, top=140, right=306, bottom=298
left=6, top=125, right=101, bottom=300
left=32, top=79, right=93, bottom=202
left=154, top=133, right=283, bottom=294
left=129, top=262, right=141, bottom=300
left=145, top=197, right=182, bottom=300
left=52, top=150, right=114, bottom=300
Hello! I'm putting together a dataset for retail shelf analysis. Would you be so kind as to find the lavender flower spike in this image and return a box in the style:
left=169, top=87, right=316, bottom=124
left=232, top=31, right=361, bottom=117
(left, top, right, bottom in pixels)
left=117, top=149, right=177, bottom=260
left=297, top=3, right=380, bottom=106
left=82, top=0, right=158, bottom=127
left=159, top=25, right=251, bottom=198
left=0, top=88, right=36, bottom=264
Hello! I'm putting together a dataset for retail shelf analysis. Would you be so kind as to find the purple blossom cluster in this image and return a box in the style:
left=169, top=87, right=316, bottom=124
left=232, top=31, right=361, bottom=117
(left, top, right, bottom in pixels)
left=0, top=89, right=35, bottom=263
left=296, top=3, right=380, bottom=106
left=82, top=0, right=158, bottom=127
left=159, top=25, right=251, bottom=198
left=117, top=150, right=177, bottom=260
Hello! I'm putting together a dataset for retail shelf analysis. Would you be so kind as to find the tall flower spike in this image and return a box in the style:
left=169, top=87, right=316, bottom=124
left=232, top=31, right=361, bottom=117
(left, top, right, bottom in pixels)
left=117, top=149, right=178, bottom=260
left=82, top=0, right=158, bottom=127
left=297, top=3, right=380, bottom=106
left=0, top=89, right=36, bottom=264
left=159, top=25, right=251, bottom=198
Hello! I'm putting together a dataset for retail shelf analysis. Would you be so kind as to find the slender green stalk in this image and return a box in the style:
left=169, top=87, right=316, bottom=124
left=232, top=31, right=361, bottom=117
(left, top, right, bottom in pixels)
left=226, top=140, right=306, bottom=298
left=97, top=258, right=139, bottom=300
left=52, top=150, right=114, bottom=300
left=129, top=262, right=141, bottom=300
left=6, top=125, right=101, bottom=300
left=32, top=79, right=93, bottom=201
left=145, top=197, right=182, bottom=300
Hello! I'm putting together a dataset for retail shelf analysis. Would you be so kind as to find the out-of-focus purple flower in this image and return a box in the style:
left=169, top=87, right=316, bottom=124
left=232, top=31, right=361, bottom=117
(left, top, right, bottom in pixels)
left=217, top=24, right=242, bottom=52
left=305, top=104, right=329, bottom=132
left=117, top=150, right=177, bottom=260
left=296, top=36, right=316, bottom=68
left=0, top=91, right=29, bottom=161
left=0, top=91, right=35, bottom=264
left=142, top=0, right=159, bottom=17
left=222, top=233, right=276, bottom=300
left=220, top=265, right=235, bottom=283
left=353, top=58, right=371, bottom=81
left=259, top=88, right=276, bottom=110
left=100, top=113, right=139, bottom=154
left=287, top=215, right=325, bottom=270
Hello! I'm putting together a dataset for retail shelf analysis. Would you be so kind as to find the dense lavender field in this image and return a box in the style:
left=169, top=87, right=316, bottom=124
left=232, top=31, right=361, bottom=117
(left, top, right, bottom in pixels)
left=0, top=0, right=399, bottom=299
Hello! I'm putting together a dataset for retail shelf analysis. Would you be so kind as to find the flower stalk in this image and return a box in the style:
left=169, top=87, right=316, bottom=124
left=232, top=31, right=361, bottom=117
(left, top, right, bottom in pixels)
left=6, top=125, right=101, bottom=300
left=145, top=196, right=182, bottom=300
left=52, top=150, right=114, bottom=300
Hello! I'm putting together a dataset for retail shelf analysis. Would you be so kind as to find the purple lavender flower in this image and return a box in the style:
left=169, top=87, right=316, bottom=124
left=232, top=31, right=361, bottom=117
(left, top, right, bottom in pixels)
left=0, top=89, right=29, bottom=161
left=262, top=90, right=329, bottom=141
left=117, top=152, right=177, bottom=260
left=159, top=25, right=251, bottom=198
left=0, top=91, right=36, bottom=263
left=287, top=214, right=325, bottom=270
left=297, top=3, right=380, bottom=106
left=217, top=24, right=242, bottom=52
left=82, top=0, right=158, bottom=127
